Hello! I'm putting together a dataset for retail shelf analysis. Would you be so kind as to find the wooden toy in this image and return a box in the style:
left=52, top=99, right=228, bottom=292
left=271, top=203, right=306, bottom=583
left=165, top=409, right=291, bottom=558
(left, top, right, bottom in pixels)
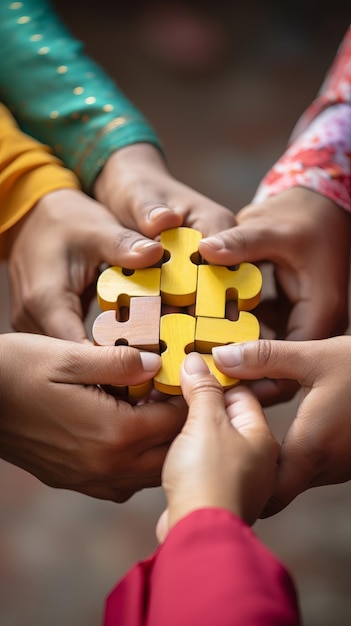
left=159, top=227, right=202, bottom=306
left=97, top=266, right=160, bottom=311
left=154, top=313, right=195, bottom=394
left=195, top=263, right=262, bottom=319
left=92, top=296, right=161, bottom=352
left=92, top=226, right=262, bottom=398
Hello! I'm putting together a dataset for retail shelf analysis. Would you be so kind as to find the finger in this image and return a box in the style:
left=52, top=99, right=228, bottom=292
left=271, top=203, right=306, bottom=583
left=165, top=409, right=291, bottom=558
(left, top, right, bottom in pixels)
left=53, top=343, right=162, bottom=387
left=126, top=202, right=184, bottom=239
left=180, top=352, right=227, bottom=423
left=212, top=339, right=318, bottom=383
left=199, top=223, right=280, bottom=266
left=260, top=427, right=317, bottom=518
left=88, top=219, right=165, bottom=270
left=184, top=202, right=237, bottom=236
left=224, top=384, right=272, bottom=437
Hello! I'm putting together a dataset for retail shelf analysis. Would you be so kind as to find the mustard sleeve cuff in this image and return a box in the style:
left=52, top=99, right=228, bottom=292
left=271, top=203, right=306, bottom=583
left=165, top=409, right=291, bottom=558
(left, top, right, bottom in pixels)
left=0, top=103, right=80, bottom=259
left=0, top=161, right=79, bottom=258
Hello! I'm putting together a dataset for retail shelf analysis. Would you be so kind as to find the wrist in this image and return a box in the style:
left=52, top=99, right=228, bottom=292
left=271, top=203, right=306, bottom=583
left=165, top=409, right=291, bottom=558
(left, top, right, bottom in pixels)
left=167, top=494, right=244, bottom=533
left=93, top=143, right=168, bottom=205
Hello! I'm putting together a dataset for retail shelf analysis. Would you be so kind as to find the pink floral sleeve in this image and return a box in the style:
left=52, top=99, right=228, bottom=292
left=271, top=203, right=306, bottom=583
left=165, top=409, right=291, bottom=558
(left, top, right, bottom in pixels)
left=254, top=26, right=351, bottom=212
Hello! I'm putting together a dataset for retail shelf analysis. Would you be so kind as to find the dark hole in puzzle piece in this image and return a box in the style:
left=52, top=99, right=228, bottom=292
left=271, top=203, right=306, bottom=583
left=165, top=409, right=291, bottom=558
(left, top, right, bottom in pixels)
left=115, top=338, right=129, bottom=347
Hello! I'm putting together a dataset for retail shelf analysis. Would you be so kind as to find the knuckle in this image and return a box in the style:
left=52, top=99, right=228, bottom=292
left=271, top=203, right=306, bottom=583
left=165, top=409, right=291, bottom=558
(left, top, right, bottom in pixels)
left=113, top=345, right=140, bottom=377
left=112, top=229, right=136, bottom=252
left=255, top=339, right=274, bottom=368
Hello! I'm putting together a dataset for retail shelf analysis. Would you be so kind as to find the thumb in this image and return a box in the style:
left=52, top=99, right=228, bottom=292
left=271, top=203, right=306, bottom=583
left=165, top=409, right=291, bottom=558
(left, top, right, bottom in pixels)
left=53, top=342, right=161, bottom=387
left=199, top=222, right=277, bottom=266
left=212, top=339, right=315, bottom=383
left=180, top=352, right=227, bottom=421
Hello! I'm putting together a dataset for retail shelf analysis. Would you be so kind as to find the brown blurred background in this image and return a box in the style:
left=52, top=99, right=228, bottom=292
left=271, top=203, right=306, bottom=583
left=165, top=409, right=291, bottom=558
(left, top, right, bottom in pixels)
left=1, top=2, right=351, bottom=625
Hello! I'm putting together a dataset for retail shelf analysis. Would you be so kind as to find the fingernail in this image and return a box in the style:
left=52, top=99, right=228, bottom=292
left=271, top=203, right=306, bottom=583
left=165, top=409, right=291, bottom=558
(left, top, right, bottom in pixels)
left=131, top=239, right=160, bottom=252
left=212, top=344, right=242, bottom=368
left=148, top=206, right=174, bottom=222
left=183, top=352, right=210, bottom=375
left=200, top=236, right=224, bottom=250
left=140, top=352, right=161, bottom=372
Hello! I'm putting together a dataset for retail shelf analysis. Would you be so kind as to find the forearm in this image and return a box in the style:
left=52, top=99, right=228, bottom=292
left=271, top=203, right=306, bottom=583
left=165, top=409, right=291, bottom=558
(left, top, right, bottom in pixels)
left=104, top=509, right=300, bottom=626
left=253, top=103, right=351, bottom=212
left=254, top=26, right=351, bottom=211
left=0, top=0, right=162, bottom=193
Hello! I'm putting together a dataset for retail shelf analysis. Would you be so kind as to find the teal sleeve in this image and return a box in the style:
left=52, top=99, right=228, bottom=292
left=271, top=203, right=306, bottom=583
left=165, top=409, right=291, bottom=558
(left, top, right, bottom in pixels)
left=0, top=0, right=162, bottom=192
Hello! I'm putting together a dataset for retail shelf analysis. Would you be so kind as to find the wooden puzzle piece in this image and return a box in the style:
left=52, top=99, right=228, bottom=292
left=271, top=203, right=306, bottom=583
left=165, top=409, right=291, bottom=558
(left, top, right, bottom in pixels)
left=160, top=227, right=202, bottom=306
left=154, top=313, right=195, bottom=394
left=195, top=263, right=262, bottom=319
left=97, top=266, right=161, bottom=311
left=92, top=296, right=161, bottom=352
left=200, top=354, right=240, bottom=390
left=92, top=296, right=161, bottom=403
left=195, top=312, right=260, bottom=353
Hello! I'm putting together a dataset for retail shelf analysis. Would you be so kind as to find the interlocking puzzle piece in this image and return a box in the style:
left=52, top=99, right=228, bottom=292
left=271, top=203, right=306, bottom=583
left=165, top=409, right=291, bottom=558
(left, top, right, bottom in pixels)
left=92, top=296, right=161, bottom=352
left=97, top=266, right=161, bottom=311
left=195, top=312, right=260, bottom=353
left=160, top=227, right=202, bottom=306
left=154, top=313, right=195, bottom=394
left=195, top=263, right=262, bottom=319
left=92, top=296, right=161, bottom=403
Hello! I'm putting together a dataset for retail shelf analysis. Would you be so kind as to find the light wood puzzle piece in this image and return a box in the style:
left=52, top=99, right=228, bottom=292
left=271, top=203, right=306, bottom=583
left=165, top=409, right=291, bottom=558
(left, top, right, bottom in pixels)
left=92, top=296, right=161, bottom=403
left=92, top=296, right=161, bottom=352
left=160, top=227, right=202, bottom=306
left=97, top=266, right=161, bottom=311
left=195, top=262, right=262, bottom=319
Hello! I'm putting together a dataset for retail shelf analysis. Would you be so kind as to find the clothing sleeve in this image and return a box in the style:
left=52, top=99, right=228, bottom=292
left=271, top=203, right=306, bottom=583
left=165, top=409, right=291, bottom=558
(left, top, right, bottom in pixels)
left=103, top=508, right=300, bottom=626
left=253, top=26, right=351, bottom=212
left=0, top=101, right=80, bottom=260
left=0, top=0, right=162, bottom=194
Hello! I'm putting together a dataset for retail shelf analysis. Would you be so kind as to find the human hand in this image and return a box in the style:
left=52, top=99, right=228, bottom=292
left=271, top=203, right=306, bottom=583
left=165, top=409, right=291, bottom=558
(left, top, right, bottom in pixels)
left=8, top=188, right=166, bottom=343
left=212, top=336, right=351, bottom=516
left=0, top=333, right=186, bottom=501
left=156, top=352, right=279, bottom=542
left=93, top=143, right=236, bottom=238
left=199, top=187, right=351, bottom=405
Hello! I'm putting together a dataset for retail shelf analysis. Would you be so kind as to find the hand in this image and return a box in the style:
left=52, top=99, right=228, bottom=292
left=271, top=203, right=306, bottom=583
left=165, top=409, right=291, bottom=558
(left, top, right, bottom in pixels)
left=0, top=333, right=186, bottom=501
left=93, top=143, right=237, bottom=238
left=8, top=188, right=165, bottom=342
left=212, top=336, right=351, bottom=516
left=199, top=187, right=351, bottom=405
left=156, top=352, right=279, bottom=542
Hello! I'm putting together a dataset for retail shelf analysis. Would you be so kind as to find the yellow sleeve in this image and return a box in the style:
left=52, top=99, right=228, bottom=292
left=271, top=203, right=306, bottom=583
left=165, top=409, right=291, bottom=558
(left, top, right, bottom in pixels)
left=0, top=102, right=80, bottom=259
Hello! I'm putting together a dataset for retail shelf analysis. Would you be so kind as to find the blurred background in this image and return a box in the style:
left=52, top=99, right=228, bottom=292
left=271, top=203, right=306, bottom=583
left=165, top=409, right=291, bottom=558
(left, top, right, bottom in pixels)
left=1, top=1, right=351, bottom=624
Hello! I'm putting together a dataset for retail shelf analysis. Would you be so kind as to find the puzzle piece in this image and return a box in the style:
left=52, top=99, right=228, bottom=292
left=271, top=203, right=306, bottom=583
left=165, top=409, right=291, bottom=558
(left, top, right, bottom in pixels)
left=160, top=227, right=202, bottom=306
left=154, top=313, right=195, bottom=394
left=92, top=297, right=161, bottom=403
left=92, top=296, right=161, bottom=352
left=195, top=263, right=262, bottom=319
left=195, top=312, right=260, bottom=353
left=92, top=227, right=262, bottom=398
left=97, top=266, right=161, bottom=311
